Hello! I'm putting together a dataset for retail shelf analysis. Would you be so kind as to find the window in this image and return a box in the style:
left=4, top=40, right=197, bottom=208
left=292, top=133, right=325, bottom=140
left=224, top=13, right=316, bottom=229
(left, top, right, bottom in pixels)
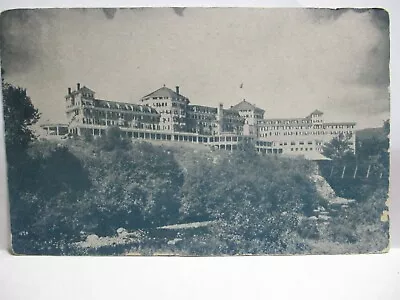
left=291, top=141, right=295, bottom=145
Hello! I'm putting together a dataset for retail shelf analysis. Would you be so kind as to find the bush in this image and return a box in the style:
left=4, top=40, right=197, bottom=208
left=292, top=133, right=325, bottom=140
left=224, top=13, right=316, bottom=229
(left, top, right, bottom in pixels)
left=179, top=150, right=321, bottom=254
left=9, top=141, right=91, bottom=254
left=9, top=139, right=185, bottom=254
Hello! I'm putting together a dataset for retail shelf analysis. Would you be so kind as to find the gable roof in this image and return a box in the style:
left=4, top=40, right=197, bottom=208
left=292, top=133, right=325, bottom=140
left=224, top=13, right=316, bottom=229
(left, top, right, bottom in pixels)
left=230, top=99, right=265, bottom=113
left=309, top=109, right=324, bottom=116
left=142, top=86, right=189, bottom=102
left=79, top=86, right=95, bottom=94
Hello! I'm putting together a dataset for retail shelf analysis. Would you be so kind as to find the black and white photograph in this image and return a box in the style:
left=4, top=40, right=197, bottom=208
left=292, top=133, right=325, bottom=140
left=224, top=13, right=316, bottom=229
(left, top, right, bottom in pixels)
left=0, top=7, right=390, bottom=256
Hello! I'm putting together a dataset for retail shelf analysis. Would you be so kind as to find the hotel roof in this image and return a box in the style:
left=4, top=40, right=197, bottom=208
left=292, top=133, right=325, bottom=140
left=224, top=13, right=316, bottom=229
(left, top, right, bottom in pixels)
left=231, top=99, right=265, bottom=113
left=66, top=86, right=96, bottom=97
left=310, top=109, right=324, bottom=116
left=142, top=86, right=189, bottom=102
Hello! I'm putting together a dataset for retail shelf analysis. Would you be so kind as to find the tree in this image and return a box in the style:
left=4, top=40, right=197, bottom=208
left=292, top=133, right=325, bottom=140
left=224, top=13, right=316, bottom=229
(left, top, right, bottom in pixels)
left=2, top=69, right=40, bottom=158
left=236, top=137, right=257, bottom=155
left=96, top=126, right=130, bottom=151
left=383, top=119, right=390, bottom=137
left=2, top=69, right=41, bottom=197
left=322, top=132, right=354, bottom=161
left=378, top=119, right=390, bottom=174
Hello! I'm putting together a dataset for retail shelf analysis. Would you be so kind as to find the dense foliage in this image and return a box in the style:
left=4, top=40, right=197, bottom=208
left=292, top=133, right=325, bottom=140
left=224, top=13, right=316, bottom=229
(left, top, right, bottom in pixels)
left=320, top=120, right=389, bottom=200
left=322, top=132, right=355, bottom=162
left=179, top=150, right=321, bottom=254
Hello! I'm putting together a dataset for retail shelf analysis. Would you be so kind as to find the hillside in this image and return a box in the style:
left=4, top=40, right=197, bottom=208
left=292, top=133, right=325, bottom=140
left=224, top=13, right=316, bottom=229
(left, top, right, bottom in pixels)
left=8, top=133, right=389, bottom=255
left=356, top=127, right=386, bottom=142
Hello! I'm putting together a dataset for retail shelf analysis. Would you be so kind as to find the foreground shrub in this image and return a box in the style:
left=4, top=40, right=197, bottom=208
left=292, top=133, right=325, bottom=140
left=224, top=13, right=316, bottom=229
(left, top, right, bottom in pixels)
left=180, top=150, right=322, bottom=254
left=10, top=139, right=184, bottom=254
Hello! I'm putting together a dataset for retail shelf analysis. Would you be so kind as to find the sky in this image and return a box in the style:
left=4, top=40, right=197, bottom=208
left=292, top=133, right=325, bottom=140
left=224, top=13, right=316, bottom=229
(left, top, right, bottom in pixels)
left=0, top=8, right=390, bottom=129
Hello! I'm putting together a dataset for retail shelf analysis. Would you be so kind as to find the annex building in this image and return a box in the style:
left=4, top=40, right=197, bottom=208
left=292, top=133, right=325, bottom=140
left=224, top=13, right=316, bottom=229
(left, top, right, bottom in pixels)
left=40, top=83, right=356, bottom=159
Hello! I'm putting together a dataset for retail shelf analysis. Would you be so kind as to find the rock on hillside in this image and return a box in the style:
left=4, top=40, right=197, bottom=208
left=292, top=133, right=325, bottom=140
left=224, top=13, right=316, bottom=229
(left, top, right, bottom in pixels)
left=310, top=173, right=355, bottom=206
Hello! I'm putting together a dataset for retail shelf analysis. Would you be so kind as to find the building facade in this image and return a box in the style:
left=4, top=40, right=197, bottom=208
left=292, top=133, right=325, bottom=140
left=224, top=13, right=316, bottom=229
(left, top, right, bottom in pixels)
left=41, top=83, right=356, bottom=158
left=256, top=109, right=356, bottom=156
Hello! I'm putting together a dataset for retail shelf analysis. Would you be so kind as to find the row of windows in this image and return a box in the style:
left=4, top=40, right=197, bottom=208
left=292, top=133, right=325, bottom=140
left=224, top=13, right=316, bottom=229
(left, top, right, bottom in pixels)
left=188, top=114, right=215, bottom=121
left=82, top=93, right=94, bottom=99
left=223, top=117, right=243, bottom=123
left=291, top=148, right=313, bottom=151
left=209, top=136, right=242, bottom=142
left=190, top=106, right=217, bottom=114
left=259, top=130, right=353, bottom=137
left=152, top=101, right=169, bottom=107
left=261, top=119, right=311, bottom=125
left=157, top=109, right=186, bottom=115
left=82, top=118, right=157, bottom=127
left=192, top=122, right=216, bottom=127
left=257, top=148, right=284, bottom=154
left=260, top=124, right=354, bottom=131
left=257, top=140, right=324, bottom=147
left=240, top=113, right=263, bottom=119
left=82, top=115, right=158, bottom=124
left=83, top=103, right=155, bottom=113
left=256, top=141, right=273, bottom=147
left=171, top=102, right=186, bottom=108
left=260, top=119, right=350, bottom=126
left=260, top=126, right=314, bottom=131
left=289, top=141, right=314, bottom=146
left=83, top=113, right=155, bottom=121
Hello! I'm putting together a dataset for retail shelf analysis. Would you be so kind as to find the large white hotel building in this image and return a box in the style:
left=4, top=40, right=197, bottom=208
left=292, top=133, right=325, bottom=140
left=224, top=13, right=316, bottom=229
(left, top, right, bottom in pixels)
left=41, top=83, right=356, bottom=158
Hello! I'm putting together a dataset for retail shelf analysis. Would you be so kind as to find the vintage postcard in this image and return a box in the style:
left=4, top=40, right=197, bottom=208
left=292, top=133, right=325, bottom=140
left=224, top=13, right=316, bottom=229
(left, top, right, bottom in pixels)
left=0, top=8, right=390, bottom=255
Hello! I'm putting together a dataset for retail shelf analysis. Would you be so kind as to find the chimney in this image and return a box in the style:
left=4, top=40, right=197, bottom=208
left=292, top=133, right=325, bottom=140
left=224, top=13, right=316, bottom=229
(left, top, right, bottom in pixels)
left=68, top=87, right=71, bottom=95
left=77, top=83, right=81, bottom=90
left=175, top=86, right=180, bottom=95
